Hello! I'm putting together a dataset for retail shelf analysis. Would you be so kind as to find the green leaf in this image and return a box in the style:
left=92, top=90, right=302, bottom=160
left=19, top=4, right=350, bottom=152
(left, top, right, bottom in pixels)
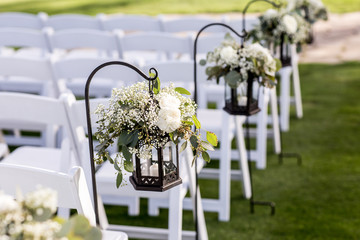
left=175, top=87, right=191, bottom=95
left=225, top=71, right=241, bottom=88
left=190, top=135, right=199, bottom=149
left=72, top=215, right=90, bottom=236
left=199, top=59, right=207, bottom=66
left=275, top=58, right=282, bottom=71
left=105, top=152, right=114, bottom=164
left=128, top=130, right=139, bottom=148
left=84, top=227, right=102, bottom=240
left=192, top=115, right=201, bottom=129
left=116, top=172, right=123, bottom=188
left=122, top=145, right=132, bottom=161
left=180, top=141, right=188, bottom=153
left=182, top=120, right=194, bottom=126
left=206, top=131, right=218, bottom=146
left=202, top=151, right=211, bottom=163
left=118, top=131, right=133, bottom=146
left=201, top=141, right=215, bottom=151
left=114, top=160, right=121, bottom=171
left=124, top=160, right=134, bottom=172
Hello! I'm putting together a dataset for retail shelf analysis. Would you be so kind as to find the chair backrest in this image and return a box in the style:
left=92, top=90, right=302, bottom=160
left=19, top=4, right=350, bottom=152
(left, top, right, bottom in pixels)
left=0, top=28, right=50, bottom=57
left=0, top=56, right=59, bottom=96
left=52, top=57, right=141, bottom=97
left=117, top=31, right=192, bottom=61
left=44, top=13, right=102, bottom=31
left=0, top=164, right=96, bottom=226
left=161, top=16, right=227, bottom=33
left=100, top=14, right=163, bottom=32
left=46, top=28, right=121, bottom=58
left=0, top=12, right=45, bottom=30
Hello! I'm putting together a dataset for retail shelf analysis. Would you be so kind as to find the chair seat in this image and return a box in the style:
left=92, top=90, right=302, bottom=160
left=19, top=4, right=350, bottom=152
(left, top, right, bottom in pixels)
left=2, top=146, right=76, bottom=172
left=101, top=230, right=128, bottom=240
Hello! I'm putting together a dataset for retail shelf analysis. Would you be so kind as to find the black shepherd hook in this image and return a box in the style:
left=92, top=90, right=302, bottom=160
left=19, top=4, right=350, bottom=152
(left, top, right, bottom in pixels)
left=84, top=61, right=158, bottom=226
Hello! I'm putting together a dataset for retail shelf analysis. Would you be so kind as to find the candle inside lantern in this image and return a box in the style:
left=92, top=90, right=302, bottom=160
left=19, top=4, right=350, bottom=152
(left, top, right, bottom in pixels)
left=149, top=163, right=159, bottom=177
left=238, top=96, right=248, bottom=106
left=141, top=162, right=149, bottom=176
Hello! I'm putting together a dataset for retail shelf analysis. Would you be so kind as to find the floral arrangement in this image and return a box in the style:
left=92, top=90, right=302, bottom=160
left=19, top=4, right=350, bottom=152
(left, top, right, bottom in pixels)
left=94, top=79, right=218, bottom=188
left=248, top=8, right=311, bottom=46
left=200, top=33, right=281, bottom=89
left=286, top=0, right=328, bottom=24
left=0, top=187, right=101, bottom=240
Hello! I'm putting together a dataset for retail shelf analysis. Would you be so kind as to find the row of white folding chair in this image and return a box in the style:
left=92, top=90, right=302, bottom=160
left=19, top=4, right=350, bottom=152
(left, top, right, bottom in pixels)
left=0, top=90, right=209, bottom=240
left=0, top=12, right=259, bottom=34
left=0, top=164, right=128, bottom=239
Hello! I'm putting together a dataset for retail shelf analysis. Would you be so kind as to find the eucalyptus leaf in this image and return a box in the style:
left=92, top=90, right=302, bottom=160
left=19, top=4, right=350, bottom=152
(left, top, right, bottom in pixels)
left=202, top=151, right=211, bottom=163
left=180, top=141, right=188, bottom=153
left=225, top=71, right=241, bottom=88
left=114, top=160, right=121, bottom=171
left=124, top=160, right=134, bottom=172
left=118, top=131, right=133, bottom=146
left=201, top=141, right=215, bottom=151
left=199, top=59, right=207, bottom=66
left=116, top=172, right=123, bottom=188
left=206, top=131, right=218, bottom=146
left=84, top=227, right=102, bottom=240
left=72, top=215, right=90, bottom=236
left=192, top=115, right=201, bottom=129
left=122, top=145, right=132, bottom=161
left=190, top=135, right=199, bottom=149
left=175, top=87, right=191, bottom=95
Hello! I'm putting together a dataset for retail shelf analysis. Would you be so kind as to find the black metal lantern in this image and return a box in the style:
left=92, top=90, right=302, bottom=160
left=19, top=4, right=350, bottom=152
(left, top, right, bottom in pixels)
left=279, top=33, right=292, bottom=67
left=301, top=5, right=315, bottom=44
left=130, top=141, right=182, bottom=191
left=84, top=61, right=182, bottom=225
left=223, top=72, right=261, bottom=116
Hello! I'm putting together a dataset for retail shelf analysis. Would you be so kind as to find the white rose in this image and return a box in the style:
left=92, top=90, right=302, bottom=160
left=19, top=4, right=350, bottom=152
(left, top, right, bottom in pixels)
left=264, top=9, right=278, bottom=19
left=219, top=46, right=238, bottom=65
left=282, top=14, right=298, bottom=34
left=156, top=107, right=181, bottom=133
left=158, top=93, right=180, bottom=109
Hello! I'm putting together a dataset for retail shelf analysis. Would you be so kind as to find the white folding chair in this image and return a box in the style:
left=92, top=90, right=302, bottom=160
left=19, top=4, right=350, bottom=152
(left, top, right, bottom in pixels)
left=52, top=57, right=139, bottom=98
left=0, top=92, right=80, bottom=170
left=160, top=15, right=227, bottom=33
left=99, top=14, right=163, bottom=32
left=43, top=13, right=103, bottom=30
left=0, top=28, right=51, bottom=58
left=116, top=31, right=193, bottom=64
left=64, top=93, right=209, bottom=240
left=0, top=164, right=128, bottom=240
left=142, top=60, right=252, bottom=221
left=46, top=28, right=121, bottom=59
left=0, top=12, right=45, bottom=30
left=0, top=131, right=9, bottom=159
left=273, top=43, right=303, bottom=132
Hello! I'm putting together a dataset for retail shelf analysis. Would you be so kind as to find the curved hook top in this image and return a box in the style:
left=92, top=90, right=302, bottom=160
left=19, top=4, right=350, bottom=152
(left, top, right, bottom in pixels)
left=242, top=0, right=282, bottom=38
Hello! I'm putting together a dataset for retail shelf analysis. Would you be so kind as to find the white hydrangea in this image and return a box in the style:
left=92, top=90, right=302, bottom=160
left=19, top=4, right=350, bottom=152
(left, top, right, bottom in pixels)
left=219, top=46, right=239, bottom=66
left=0, top=192, right=19, bottom=215
left=282, top=14, right=298, bottom=34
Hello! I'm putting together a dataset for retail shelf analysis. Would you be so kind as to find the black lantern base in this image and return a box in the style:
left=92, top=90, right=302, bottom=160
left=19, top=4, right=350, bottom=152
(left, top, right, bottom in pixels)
left=306, top=31, right=314, bottom=44
left=281, top=57, right=292, bottom=67
left=129, top=176, right=182, bottom=192
left=223, top=99, right=260, bottom=116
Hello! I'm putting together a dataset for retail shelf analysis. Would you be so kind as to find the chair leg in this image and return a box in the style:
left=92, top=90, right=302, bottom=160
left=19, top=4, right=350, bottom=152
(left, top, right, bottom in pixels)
left=254, top=88, right=269, bottom=169
left=168, top=186, right=183, bottom=240
left=235, top=116, right=252, bottom=199
left=218, top=112, right=232, bottom=221
left=279, top=67, right=292, bottom=132
left=270, top=88, right=281, bottom=154
left=291, top=60, right=303, bottom=119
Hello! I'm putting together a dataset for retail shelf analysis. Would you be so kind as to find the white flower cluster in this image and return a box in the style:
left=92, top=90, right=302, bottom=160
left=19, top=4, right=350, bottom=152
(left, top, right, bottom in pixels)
left=0, top=188, right=62, bottom=240
left=205, top=34, right=277, bottom=86
left=95, top=81, right=197, bottom=163
left=287, top=0, right=328, bottom=23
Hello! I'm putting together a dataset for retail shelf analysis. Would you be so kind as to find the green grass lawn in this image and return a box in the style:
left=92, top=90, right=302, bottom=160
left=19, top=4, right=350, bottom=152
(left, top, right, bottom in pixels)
left=0, top=0, right=358, bottom=15
left=104, top=61, right=360, bottom=239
